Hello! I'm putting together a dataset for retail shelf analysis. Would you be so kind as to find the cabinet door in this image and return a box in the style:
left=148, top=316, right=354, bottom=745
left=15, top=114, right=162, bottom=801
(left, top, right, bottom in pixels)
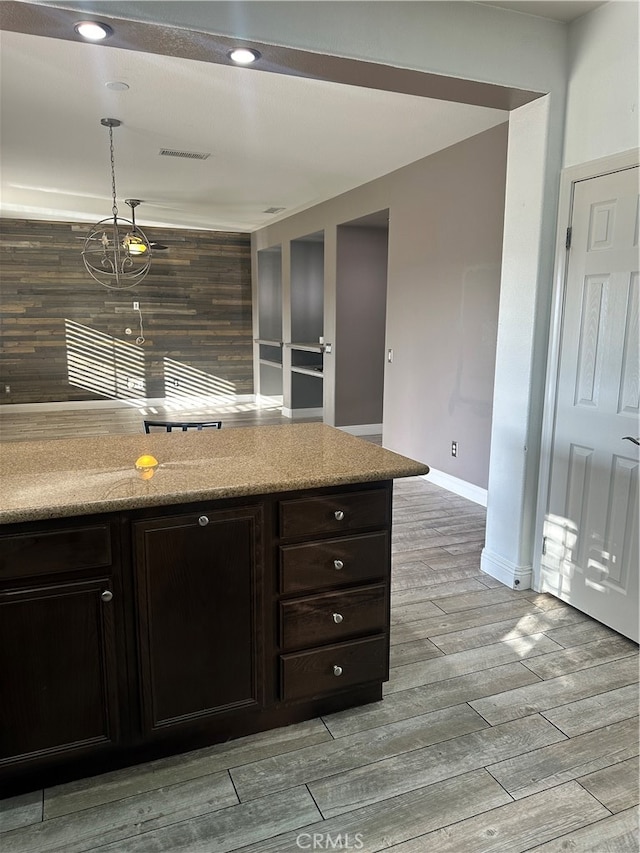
left=134, top=505, right=264, bottom=733
left=0, top=578, right=120, bottom=767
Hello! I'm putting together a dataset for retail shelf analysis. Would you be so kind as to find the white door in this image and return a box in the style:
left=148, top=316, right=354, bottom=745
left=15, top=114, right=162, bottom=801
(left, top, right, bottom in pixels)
left=540, top=165, right=639, bottom=642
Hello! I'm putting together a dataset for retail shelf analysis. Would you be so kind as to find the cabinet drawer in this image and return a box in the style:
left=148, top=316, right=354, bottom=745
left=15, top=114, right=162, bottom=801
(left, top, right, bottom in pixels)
left=280, top=584, right=386, bottom=650
left=281, top=635, right=387, bottom=702
left=279, top=489, right=389, bottom=539
left=0, top=524, right=112, bottom=580
left=280, top=532, right=388, bottom=593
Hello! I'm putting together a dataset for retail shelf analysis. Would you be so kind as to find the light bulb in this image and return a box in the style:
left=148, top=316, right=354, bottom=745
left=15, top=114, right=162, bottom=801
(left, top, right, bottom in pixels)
left=74, top=21, right=113, bottom=41
left=228, top=48, right=261, bottom=65
left=123, top=235, right=148, bottom=255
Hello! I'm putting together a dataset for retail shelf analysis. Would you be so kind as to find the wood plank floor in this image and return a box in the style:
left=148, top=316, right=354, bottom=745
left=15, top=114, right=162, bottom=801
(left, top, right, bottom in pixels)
left=0, top=400, right=320, bottom=442
left=0, top=407, right=638, bottom=852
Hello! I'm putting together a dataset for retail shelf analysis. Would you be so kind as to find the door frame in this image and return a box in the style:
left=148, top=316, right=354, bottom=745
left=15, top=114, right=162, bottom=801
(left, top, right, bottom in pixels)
left=532, top=147, right=640, bottom=592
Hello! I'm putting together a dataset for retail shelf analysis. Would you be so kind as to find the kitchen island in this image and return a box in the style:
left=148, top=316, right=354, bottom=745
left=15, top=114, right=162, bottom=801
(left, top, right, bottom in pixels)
left=0, top=423, right=428, bottom=795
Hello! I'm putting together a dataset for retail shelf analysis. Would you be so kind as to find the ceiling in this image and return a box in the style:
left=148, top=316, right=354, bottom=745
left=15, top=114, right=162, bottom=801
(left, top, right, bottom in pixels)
left=476, top=1, right=605, bottom=22
left=0, top=1, right=603, bottom=234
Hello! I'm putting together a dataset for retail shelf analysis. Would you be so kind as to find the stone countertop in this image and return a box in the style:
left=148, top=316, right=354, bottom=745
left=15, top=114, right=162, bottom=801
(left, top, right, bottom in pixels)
left=0, top=423, right=429, bottom=524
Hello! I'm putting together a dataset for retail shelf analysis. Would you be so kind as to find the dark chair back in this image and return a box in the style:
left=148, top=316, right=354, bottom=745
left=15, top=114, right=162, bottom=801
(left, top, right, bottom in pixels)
left=143, top=420, right=222, bottom=433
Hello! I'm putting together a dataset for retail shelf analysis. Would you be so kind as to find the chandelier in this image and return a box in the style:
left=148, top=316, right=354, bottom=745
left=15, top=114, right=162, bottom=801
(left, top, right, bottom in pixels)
left=82, top=118, right=151, bottom=289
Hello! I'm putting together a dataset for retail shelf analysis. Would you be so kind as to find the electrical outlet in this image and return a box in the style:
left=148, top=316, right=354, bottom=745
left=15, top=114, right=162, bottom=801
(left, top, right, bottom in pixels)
left=4, top=385, right=10, bottom=394
left=451, top=441, right=458, bottom=458
left=127, top=378, right=144, bottom=390
left=133, top=301, right=139, bottom=311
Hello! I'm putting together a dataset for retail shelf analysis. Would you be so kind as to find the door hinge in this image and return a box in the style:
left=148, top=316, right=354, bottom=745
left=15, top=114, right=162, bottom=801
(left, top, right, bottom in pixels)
left=542, top=536, right=547, bottom=556
left=565, top=227, right=572, bottom=250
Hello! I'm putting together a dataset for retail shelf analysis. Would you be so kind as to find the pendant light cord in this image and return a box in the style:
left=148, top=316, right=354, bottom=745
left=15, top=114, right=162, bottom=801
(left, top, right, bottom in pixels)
left=108, top=123, right=119, bottom=220
left=135, top=305, right=145, bottom=346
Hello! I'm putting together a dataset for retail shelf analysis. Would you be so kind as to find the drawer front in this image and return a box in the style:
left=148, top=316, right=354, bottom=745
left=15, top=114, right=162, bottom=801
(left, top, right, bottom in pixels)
left=281, top=635, right=387, bottom=702
left=0, top=524, right=112, bottom=581
left=279, top=489, right=389, bottom=539
left=280, top=532, right=388, bottom=594
left=280, top=584, right=386, bottom=650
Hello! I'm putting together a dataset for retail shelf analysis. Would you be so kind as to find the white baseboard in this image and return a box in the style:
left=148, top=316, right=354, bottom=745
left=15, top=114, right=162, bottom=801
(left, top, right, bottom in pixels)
left=423, top=468, right=488, bottom=507
left=1, top=395, right=256, bottom=413
left=481, top=547, right=532, bottom=590
left=282, top=407, right=324, bottom=419
left=337, top=423, right=383, bottom=436
left=256, top=394, right=283, bottom=408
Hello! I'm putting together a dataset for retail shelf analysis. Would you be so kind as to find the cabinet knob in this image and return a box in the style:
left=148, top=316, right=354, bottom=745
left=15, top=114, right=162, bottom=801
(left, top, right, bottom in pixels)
left=333, top=612, right=344, bottom=624
left=333, top=665, right=343, bottom=677
left=101, top=590, right=113, bottom=603
left=334, top=510, right=345, bottom=521
left=334, top=559, right=344, bottom=570
left=198, top=515, right=209, bottom=527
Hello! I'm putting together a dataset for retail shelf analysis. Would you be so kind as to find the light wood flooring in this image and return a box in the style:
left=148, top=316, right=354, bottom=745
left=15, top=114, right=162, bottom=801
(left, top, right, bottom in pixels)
left=0, top=400, right=321, bottom=442
left=0, top=408, right=638, bottom=851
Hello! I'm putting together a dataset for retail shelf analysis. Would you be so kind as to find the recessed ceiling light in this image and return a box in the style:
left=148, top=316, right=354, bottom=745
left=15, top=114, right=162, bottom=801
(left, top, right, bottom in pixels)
left=105, top=81, right=129, bottom=92
left=74, top=21, right=113, bottom=41
left=227, top=47, right=261, bottom=65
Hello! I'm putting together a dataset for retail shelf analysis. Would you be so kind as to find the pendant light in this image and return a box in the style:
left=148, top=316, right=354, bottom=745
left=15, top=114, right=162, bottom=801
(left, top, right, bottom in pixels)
left=82, top=118, right=151, bottom=289
left=123, top=199, right=148, bottom=255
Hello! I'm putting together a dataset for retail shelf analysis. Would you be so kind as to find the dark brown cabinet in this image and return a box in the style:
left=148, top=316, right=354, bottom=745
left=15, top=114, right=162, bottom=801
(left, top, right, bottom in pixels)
left=0, top=481, right=392, bottom=795
left=0, top=521, right=122, bottom=780
left=276, top=487, right=391, bottom=702
left=133, top=505, right=264, bottom=735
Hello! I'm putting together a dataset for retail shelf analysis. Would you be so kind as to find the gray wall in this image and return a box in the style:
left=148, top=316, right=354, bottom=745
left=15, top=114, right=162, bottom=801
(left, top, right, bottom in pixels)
left=384, top=126, right=506, bottom=489
left=335, top=225, right=388, bottom=427
left=290, top=239, right=324, bottom=344
left=253, top=123, right=508, bottom=489
left=257, top=248, right=283, bottom=342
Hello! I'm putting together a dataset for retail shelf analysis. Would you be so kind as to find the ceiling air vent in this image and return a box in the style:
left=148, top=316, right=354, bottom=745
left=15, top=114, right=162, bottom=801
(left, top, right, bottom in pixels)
left=159, top=148, right=211, bottom=160
left=264, top=207, right=286, bottom=214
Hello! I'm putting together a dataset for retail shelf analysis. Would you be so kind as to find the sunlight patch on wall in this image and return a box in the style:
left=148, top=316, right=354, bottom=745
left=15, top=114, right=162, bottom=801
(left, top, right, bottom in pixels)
left=163, top=357, right=236, bottom=403
left=65, top=319, right=146, bottom=400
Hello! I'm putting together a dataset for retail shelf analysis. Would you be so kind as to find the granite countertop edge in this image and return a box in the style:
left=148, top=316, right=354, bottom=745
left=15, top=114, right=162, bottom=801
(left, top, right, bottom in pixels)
left=0, top=465, right=427, bottom=525
left=0, top=424, right=429, bottom=525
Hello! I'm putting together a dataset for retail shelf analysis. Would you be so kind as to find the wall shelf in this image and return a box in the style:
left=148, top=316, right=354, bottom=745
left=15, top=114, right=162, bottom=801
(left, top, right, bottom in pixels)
left=291, top=366, right=323, bottom=378
left=286, top=342, right=325, bottom=353
left=255, top=339, right=283, bottom=347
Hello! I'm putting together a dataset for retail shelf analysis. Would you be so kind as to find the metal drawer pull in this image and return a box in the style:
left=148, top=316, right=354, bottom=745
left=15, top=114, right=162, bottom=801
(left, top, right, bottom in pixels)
left=198, top=515, right=209, bottom=526
left=334, top=510, right=345, bottom=521
left=334, top=559, right=344, bottom=570
left=623, top=436, right=640, bottom=446
left=101, top=590, right=113, bottom=603
left=333, top=612, right=344, bottom=624
left=333, top=665, right=343, bottom=677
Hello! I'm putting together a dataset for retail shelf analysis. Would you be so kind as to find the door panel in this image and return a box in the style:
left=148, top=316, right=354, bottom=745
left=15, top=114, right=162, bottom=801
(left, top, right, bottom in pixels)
left=134, top=506, right=264, bottom=733
left=0, top=579, right=119, bottom=765
left=542, top=166, right=639, bottom=642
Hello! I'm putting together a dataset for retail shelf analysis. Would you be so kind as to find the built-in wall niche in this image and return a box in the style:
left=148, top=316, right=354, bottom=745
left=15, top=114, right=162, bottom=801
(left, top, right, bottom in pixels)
left=290, top=231, right=324, bottom=345
left=290, top=344, right=323, bottom=376
left=291, top=366, right=323, bottom=410
left=335, top=211, right=389, bottom=428
left=256, top=245, right=283, bottom=398
left=257, top=245, right=283, bottom=342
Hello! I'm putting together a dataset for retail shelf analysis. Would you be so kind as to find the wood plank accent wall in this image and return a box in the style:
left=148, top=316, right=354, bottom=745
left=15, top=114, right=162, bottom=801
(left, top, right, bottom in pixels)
left=0, top=219, right=253, bottom=404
